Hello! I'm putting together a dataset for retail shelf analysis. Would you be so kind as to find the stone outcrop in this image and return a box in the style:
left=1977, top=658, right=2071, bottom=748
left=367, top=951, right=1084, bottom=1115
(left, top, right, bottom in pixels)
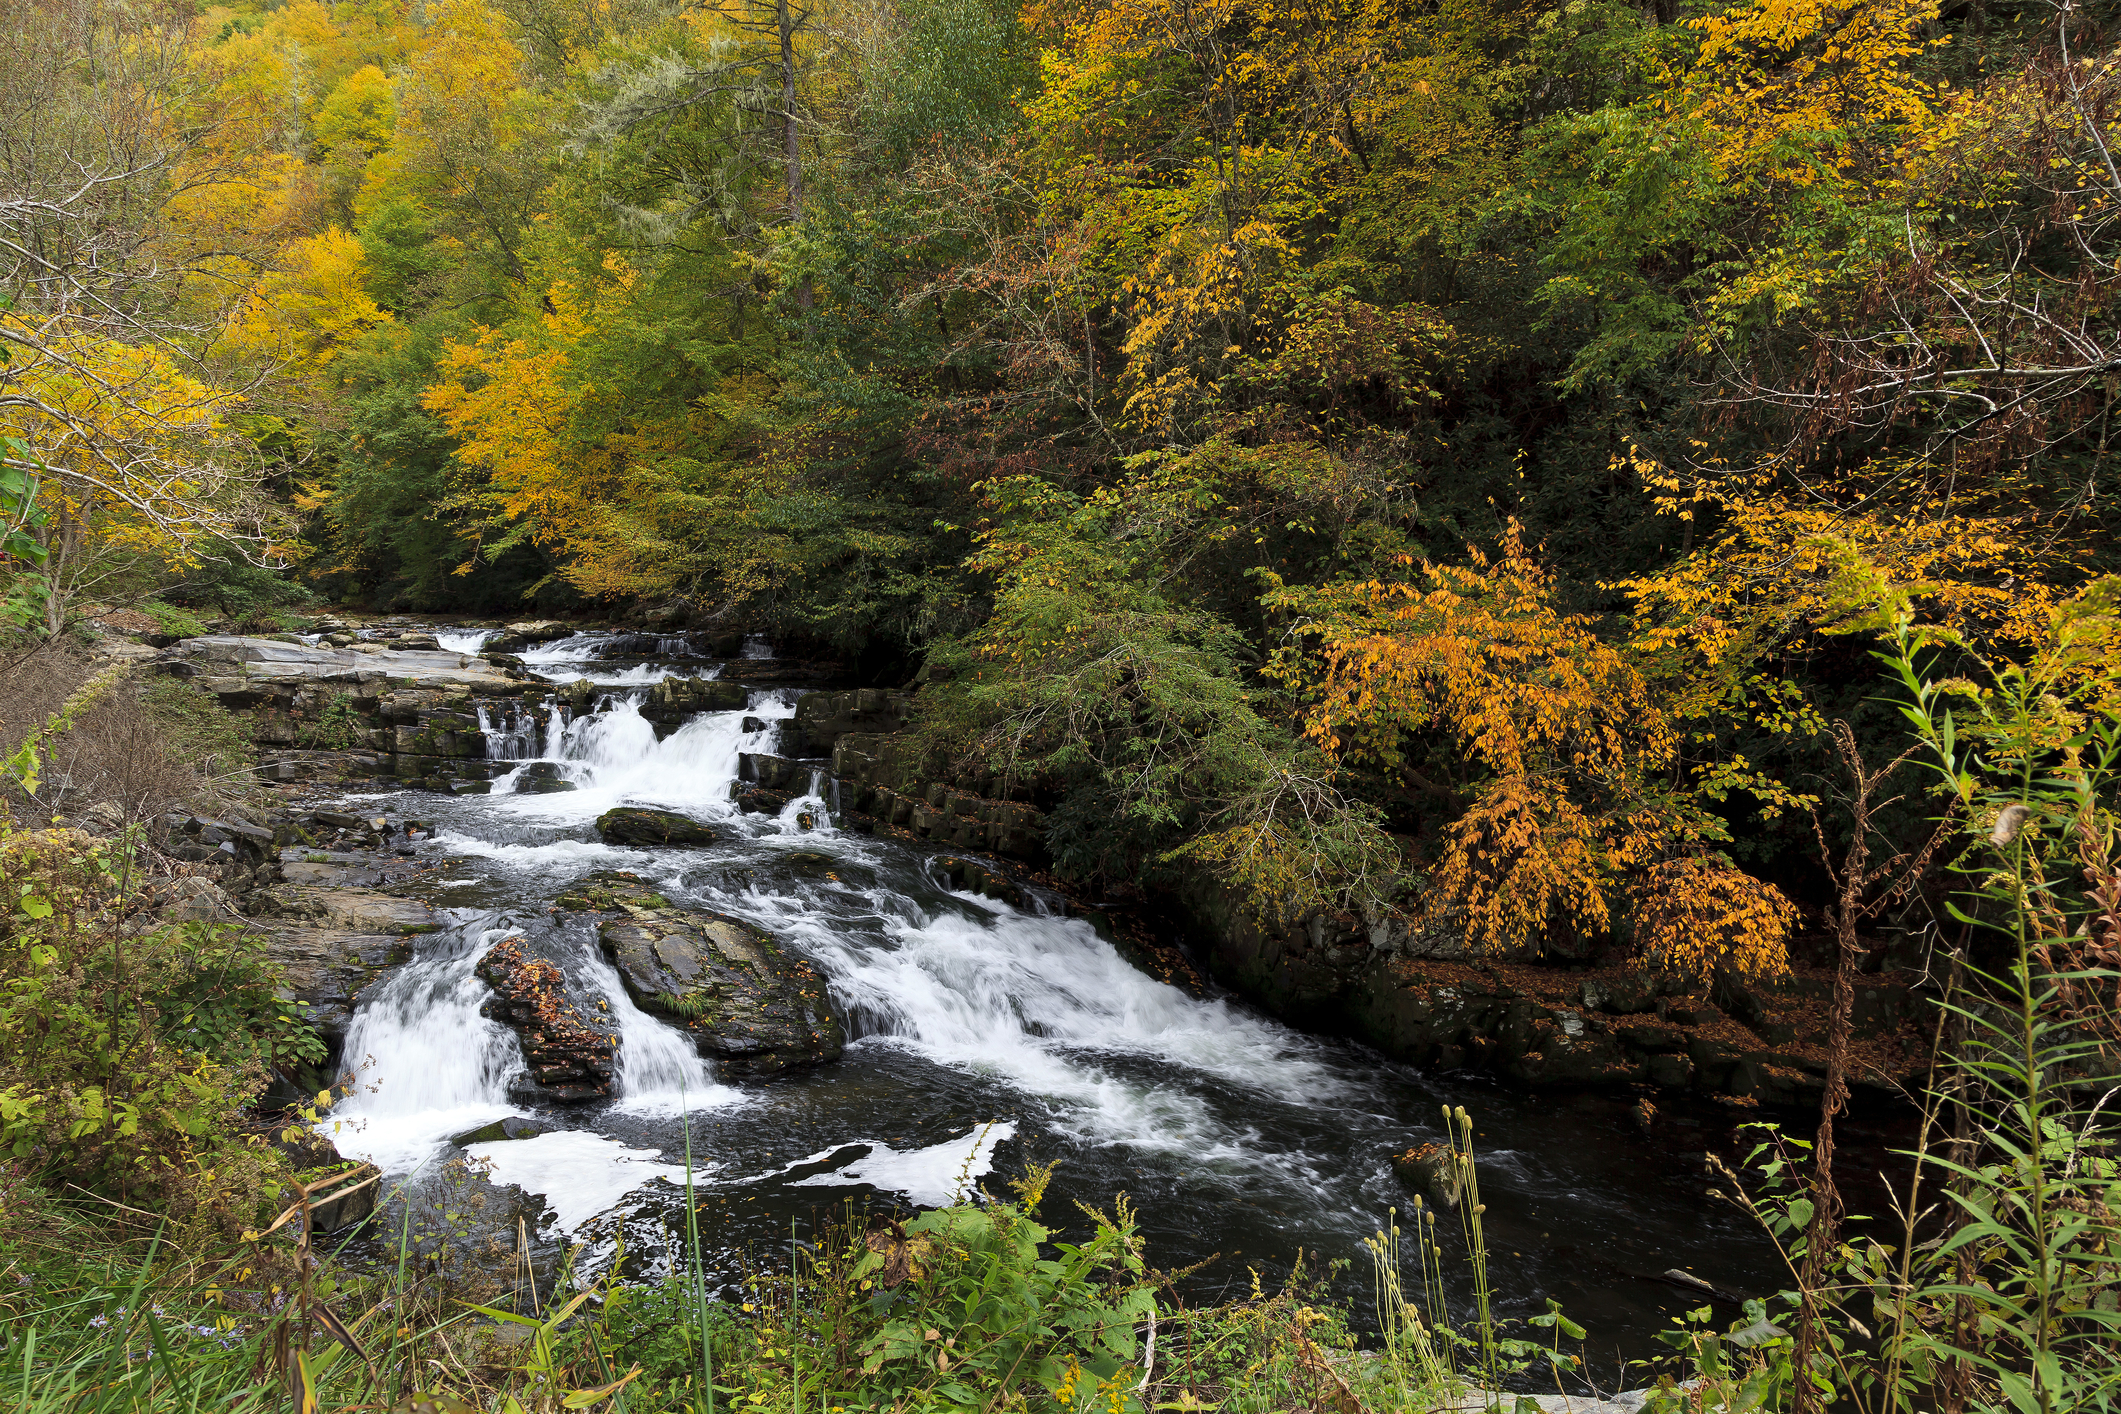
left=483, top=620, right=578, bottom=653
left=162, top=635, right=518, bottom=690
left=787, top=688, right=915, bottom=756
left=263, top=926, right=411, bottom=1063
left=816, top=725, right=1048, bottom=864
left=930, top=855, right=1025, bottom=907
left=475, top=936, right=618, bottom=1102
left=1180, top=867, right=1929, bottom=1101
left=738, top=752, right=809, bottom=791
left=595, top=807, right=720, bottom=846
left=555, top=871, right=843, bottom=1074
left=640, top=676, right=747, bottom=734
left=155, top=636, right=536, bottom=793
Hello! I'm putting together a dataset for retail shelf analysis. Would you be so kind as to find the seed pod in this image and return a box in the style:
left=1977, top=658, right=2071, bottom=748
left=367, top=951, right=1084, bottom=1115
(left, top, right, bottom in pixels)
left=1991, top=803, right=2032, bottom=847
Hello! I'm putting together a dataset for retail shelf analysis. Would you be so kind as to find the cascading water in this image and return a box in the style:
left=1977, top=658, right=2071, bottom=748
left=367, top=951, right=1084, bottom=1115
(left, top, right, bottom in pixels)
left=332, top=925, right=526, bottom=1168
left=476, top=704, right=538, bottom=762
left=436, top=628, right=493, bottom=654
left=322, top=630, right=1790, bottom=1354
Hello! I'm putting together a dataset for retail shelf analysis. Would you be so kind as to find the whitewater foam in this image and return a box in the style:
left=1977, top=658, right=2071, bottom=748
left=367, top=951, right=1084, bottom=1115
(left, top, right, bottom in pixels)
left=468, top=1131, right=698, bottom=1234
left=788, top=1123, right=1018, bottom=1206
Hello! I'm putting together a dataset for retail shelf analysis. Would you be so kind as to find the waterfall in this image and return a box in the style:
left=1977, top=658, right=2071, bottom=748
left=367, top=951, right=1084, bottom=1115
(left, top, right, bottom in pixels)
left=578, top=948, right=745, bottom=1116
left=329, top=925, right=525, bottom=1169
left=436, top=628, right=493, bottom=654
left=476, top=704, right=538, bottom=762
left=315, top=627, right=1784, bottom=1346
left=331, top=652, right=1347, bottom=1198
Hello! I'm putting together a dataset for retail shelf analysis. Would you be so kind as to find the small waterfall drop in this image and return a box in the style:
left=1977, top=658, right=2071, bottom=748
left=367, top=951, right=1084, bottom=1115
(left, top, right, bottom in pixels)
left=436, top=628, right=493, bottom=654
left=330, top=924, right=525, bottom=1168
left=476, top=704, right=538, bottom=762
left=489, top=690, right=796, bottom=805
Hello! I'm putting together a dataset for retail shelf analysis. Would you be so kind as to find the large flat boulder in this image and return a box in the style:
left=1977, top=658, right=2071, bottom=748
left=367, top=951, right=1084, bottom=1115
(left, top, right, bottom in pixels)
left=556, top=871, right=842, bottom=1074
left=258, top=926, right=412, bottom=1053
left=248, top=883, right=440, bottom=935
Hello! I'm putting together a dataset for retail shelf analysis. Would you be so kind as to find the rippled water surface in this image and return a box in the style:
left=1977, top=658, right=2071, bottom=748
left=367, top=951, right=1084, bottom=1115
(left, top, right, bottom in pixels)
left=320, top=631, right=1835, bottom=1370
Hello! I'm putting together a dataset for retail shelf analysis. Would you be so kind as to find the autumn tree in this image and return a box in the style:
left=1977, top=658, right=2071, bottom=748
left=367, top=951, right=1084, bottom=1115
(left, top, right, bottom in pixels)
left=1262, top=526, right=1796, bottom=973
left=1, top=0, right=290, bottom=632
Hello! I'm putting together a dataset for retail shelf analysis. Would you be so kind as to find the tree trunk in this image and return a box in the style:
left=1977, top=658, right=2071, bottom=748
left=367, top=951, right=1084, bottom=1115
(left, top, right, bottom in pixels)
left=777, top=0, right=811, bottom=310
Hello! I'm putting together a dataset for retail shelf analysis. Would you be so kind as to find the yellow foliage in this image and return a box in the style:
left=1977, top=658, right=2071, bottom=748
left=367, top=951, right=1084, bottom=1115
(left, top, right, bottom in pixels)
left=1631, top=854, right=1796, bottom=981
left=1268, top=526, right=1736, bottom=958
left=228, top=228, right=393, bottom=384
left=422, top=284, right=616, bottom=565
left=1680, top=0, right=1943, bottom=190
left=0, top=316, right=255, bottom=573
left=1614, top=446, right=2062, bottom=716
left=313, top=64, right=398, bottom=165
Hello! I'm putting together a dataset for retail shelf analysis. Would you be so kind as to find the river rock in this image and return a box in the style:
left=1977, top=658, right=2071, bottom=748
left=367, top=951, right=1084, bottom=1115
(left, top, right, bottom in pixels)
left=640, top=676, right=747, bottom=733
left=595, top=807, right=719, bottom=847
left=452, top=1116, right=550, bottom=1145
left=1390, top=1141, right=1463, bottom=1208
left=513, top=762, right=578, bottom=794
left=259, top=924, right=413, bottom=1058
left=302, top=1162, right=382, bottom=1232
left=158, top=635, right=523, bottom=693
left=555, top=871, right=843, bottom=1074
left=474, top=936, right=617, bottom=1102
left=738, top=752, right=807, bottom=790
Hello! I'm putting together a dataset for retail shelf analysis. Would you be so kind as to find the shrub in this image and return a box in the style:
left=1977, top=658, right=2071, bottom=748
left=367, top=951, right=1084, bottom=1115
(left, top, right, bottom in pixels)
left=0, top=828, right=316, bottom=1236
left=297, top=692, right=361, bottom=750
left=141, top=600, right=212, bottom=639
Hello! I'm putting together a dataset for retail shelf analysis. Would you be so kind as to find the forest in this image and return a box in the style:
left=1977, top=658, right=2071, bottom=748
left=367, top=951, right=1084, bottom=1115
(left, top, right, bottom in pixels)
left=11, top=0, right=2121, bottom=942
left=2, top=0, right=2120, bottom=1406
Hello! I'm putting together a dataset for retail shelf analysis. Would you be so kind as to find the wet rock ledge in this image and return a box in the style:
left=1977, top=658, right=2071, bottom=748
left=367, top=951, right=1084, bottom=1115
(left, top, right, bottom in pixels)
left=555, top=871, right=845, bottom=1075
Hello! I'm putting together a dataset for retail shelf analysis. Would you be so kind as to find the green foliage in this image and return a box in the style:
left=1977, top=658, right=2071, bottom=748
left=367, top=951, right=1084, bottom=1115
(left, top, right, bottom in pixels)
left=297, top=692, right=363, bottom=750
left=852, top=1195, right=1154, bottom=1404
left=168, top=541, right=316, bottom=622
left=0, top=828, right=315, bottom=1226
left=0, top=432, right=53, bottom=632
left=139, top=600, right=211, bottom=639
left=1635, top=600, right=2121, bottom=1414
left=136, top=678, right=255, bottom=785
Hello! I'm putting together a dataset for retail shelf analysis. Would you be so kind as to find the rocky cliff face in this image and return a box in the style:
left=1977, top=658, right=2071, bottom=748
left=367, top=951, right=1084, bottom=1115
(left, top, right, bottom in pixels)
left=156, top=635, right=537, bottom=792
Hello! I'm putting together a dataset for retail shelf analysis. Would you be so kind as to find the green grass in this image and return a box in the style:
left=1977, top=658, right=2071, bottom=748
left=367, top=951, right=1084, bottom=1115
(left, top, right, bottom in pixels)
left=139, top=677, right=256, bottom=782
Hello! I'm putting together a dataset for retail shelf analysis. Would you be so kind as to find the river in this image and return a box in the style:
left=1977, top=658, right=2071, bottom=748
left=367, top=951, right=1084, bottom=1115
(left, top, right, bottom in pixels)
left=314, top=628, right=1841, bottom=1376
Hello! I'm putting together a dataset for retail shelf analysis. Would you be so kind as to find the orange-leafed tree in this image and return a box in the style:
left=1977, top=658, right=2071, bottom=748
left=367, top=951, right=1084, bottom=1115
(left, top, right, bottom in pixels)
left=1265, top=525, right=1795, bottom=975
